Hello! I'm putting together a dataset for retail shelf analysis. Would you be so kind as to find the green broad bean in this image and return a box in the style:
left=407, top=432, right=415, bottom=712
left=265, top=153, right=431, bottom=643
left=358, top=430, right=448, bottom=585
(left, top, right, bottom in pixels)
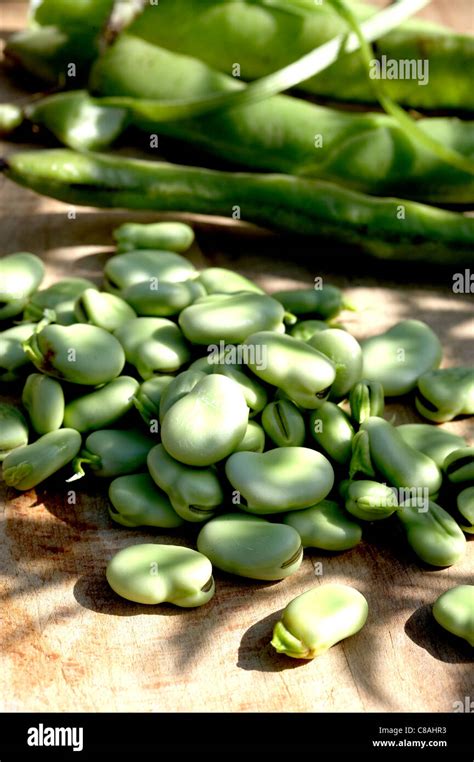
left=310, top=402, right=355, bottom=465
left=161, top=375, right=248, bottom=466
left=0, top=323, right=36, bottom=382
left=272, top=286, right=345, bottom=320
left=290, top=320, right=330, bottom=341
left=349, top=379, right=385, bottom=424
left=443, top=447, right=474, bottom=484
left=415, top=367, right=474, bottom=422
left=353, top=417, right=442, bottom=496
left=147, top=443, right=223, bottom=523
left=24, top=323, right=125, bottom=385
left=307, top=329, right=362, bottom=400
left=178, top=292, right=285, bottom=345
left=113, top=221, right=195, bottom=254
left=108, top=473, right=184, bottom=529
left=21, top=373, right=64, bottom=434
left=397, top=424, right=466, bottom=468
left=234, top=420, right=265, bottom=453
left=271, top=584, right=368, bottom=659
left=244, top=331, right=335, bottom=409
left=191, top=355, right=268, bottom=417
left=63, top=376, right=139, bottom=433
left=122, top=279, right=205, bottom=317
left=104, top=249, right=197, bottom=294
left=113, top=317, right=190, bottom=377
left=282, top=500, right=362, bottom=551
left=132, top=376, right=173, bottom=426
left=341, top=480, right=398, bottom=521
left=197, top=267, right=264, bottom=295
left=360, top=320, right=442, bottom=396
left=196, top=513, right=302, bottom=581
left=397, top=499, right=466, bottom=567
left=71, top=429, right=155, bottom=479
left=106, top=543, right=214, bottom=607
left=24, top=277, right=98, bottom=325
left=3, top=428, right=81, bottom=490
left=457, top=487, right=474, bottom=534
left=261, top=399, right=306, bottom=448
left=0, top=252, right=44, bottom=320
left=432, top=585, right=474, bottom=647
left=0, top=403, right=29, bottom=460
left=159, top=370, right=206, bottom=422
left=225, top=447, right=334, bottom=515
left=74, top=287, right=136, bottom=331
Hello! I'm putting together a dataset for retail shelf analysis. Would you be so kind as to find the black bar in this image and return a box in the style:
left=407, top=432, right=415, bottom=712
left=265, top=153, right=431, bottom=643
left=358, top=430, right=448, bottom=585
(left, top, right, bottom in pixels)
left=0, top=712, right=472, bottom=758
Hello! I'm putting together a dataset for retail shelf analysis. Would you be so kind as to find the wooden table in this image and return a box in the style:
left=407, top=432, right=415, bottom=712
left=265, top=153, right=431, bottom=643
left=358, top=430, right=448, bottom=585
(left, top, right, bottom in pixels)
left=1, top=0, right=472, bottom=713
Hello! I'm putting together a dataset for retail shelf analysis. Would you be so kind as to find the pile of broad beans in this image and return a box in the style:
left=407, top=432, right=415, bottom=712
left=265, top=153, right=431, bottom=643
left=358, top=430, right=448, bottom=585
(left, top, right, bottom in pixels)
left=0, top=223, right=472, bottom=657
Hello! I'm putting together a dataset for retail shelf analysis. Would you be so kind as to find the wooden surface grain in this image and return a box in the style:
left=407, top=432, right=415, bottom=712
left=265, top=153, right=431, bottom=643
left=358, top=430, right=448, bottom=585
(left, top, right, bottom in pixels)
left=0, top=0, right=473, bottom=713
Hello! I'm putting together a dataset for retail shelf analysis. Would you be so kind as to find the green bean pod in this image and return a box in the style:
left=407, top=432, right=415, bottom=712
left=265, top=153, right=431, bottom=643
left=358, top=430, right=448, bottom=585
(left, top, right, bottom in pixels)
left=114, top=221, right=195, bottom=253
left=244, top=331, right=335, bottom=409
left=122, top=279, right=205, bottom=317
left=63, top=376, right=139, bottom=433
left=71, top=429, right=155, bottom=479
left=161, top=375, right=249, bottom=466
left=457, top=487, right=474, bottom=534
left=104, top=249, right=196, bottom=294
left=349, top=379, right=385, bottom=425
left=24, top=277, right=98, bottom=325
left=4, top=149, right=474, bottom=264
left=0, top=323, right=36, bottom=382
left=261, top=399, right=306, bottom=448
left=271, top=584, right=368, bottom=659
left=74, top=287, right=136, bottom=331
left=397, top=424, right=466, bottom=468
left=106, top=543, right=215, bottom=607
left=361, top=320, right=442, bottom=396
left=309, top=402, right=355, bottom=465
left=197, top=267, right=264, bottom=295
left=0, top=403, right=29, bottom=461
left=415, top=367, right=474, bottom=422
left=132, top=375, right=173, bottom=427
left=147, top=443, right=223, bottom=523
left=272, top=286, right=345, bottom=320
left=179, top=292, right=286, bottom=345
left=22, top=373, right=65, bottom=433
left=24, top=323, right=125, bottom=385
left=397, top=499, right=466, bottom=567
left=443, top=447, right=474, bottom=485
left=108, top=473, right=184, bottom=529
left=90, top=32, right=474, bottom=204
left=341, top=479, right=398, bottom=521
left=113, top=317, right=190, bottom=377
left=432, top=586, right=474, bottom=647
left=197, top=513, right=303, bottom=581
left=128, top=0, right=474, bottom=112
left=3, top=429, right=82, bottom=490
left=282, top=500, right=362, bottom=552
left=225, top=447, right=334, bottom=515
left=0, top=252, right=44, bottom=320
left=353, top=417, right=442, bottom=496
